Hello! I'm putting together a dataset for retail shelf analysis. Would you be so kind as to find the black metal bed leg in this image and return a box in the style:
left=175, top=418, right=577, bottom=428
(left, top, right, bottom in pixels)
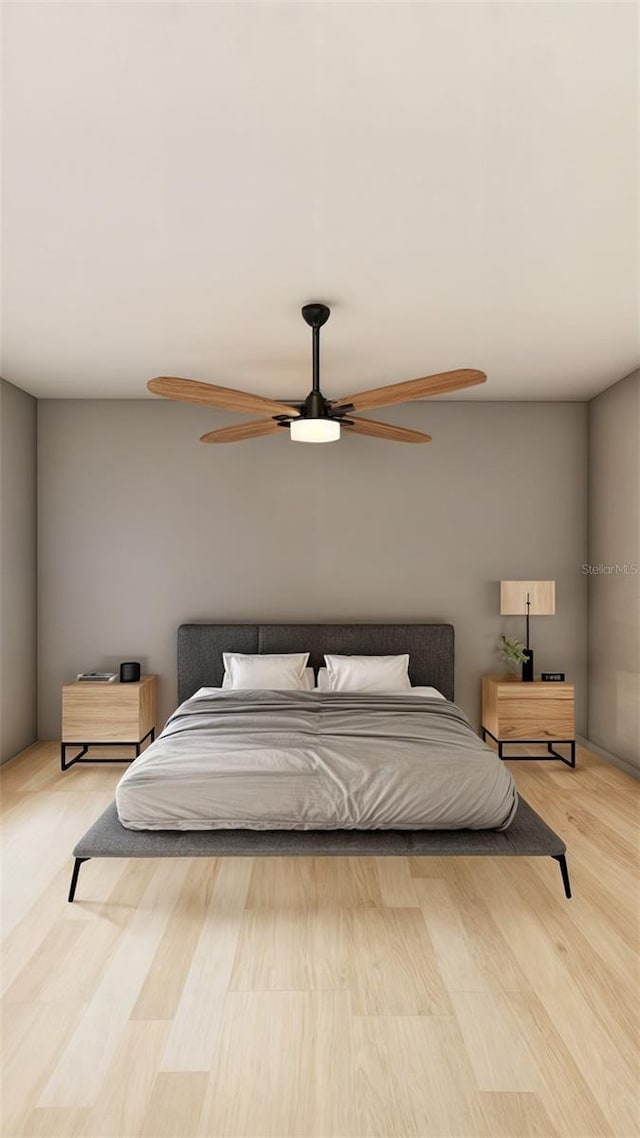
left=552, top=853, right=572, bottom=899
left=68, top=857, right=90, bottom=902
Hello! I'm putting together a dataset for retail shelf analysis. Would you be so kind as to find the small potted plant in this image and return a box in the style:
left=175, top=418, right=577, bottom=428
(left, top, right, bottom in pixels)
left=499, top=635, right=528, bottom=673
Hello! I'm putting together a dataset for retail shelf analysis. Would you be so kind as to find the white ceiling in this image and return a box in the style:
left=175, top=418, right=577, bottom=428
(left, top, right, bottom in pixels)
left=2, top=2, right=638, bottom=402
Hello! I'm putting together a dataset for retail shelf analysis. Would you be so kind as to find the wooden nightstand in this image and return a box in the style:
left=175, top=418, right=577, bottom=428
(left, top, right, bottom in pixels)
left=481, top=674, right=575, bottom=768
left=61, top=675, right=157, bottom=771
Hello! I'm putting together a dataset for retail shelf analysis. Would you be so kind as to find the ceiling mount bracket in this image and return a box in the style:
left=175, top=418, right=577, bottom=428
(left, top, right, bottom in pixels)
left=301, top=303, right=331, bottom=329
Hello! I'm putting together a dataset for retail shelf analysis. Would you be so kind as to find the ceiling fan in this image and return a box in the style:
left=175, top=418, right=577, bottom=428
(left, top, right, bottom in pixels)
left=147, top=304, right=486, bottom=445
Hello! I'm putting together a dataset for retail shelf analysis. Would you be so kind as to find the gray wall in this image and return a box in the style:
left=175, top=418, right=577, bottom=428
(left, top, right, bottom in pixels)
left=0, top=379, right=38, bottom=763
left=37, top=398, right=588, bottom=738
left=587, top=369, right=640, bottom=772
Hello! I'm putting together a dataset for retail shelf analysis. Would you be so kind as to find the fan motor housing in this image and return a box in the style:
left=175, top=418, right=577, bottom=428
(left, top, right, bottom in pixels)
left=303, top=390, right=331, bottom=419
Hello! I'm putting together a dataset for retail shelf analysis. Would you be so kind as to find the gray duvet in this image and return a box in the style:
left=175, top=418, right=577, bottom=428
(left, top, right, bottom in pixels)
left=115, top=690, right=518, bottom=832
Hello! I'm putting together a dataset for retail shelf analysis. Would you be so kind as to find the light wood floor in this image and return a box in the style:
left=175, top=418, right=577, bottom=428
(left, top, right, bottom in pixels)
left=1, top=741, right=638, bottom=1138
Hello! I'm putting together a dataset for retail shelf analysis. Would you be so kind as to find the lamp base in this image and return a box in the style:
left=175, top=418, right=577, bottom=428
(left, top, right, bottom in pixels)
left=522, top=650, right=534, bottom=682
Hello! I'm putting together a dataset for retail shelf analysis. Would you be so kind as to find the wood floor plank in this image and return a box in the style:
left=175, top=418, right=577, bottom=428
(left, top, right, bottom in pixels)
left=451, top=990, right=542, bottom=1091
left=80, top=1019, right=171, bottom=1138
left=553, top=784, right=639, bottom=847
left=498, top=856, right=640, bottom=1052
left=408, top=854, right=452, bottom=878
left=468, top=1091, right=561, bottom=1137
left=1, top=867, right=75, bottom=996
left=1, top=1003, right=85, bottom=1135
left=547, top=799, right=637, bottom=872
left=564, top=771, right=640, bottom=826
left=131, top=859, right=218, bottom=1020
left=347, top=907, right=451, bottom=1015
left=230, top=905, right=347, bottom=992
left=0, top=742, right=57, bottom=796
left=139, top=1073, right=209, bottom=1138
left=523, top=793, right=639, bottom=907
left=246, top=854, right=382, bottom=909
left=443, top=863, right=533, bottom=993
left=461, top=856, right=639, bottom=1135
left=3, top=919, right=87, bottom=1004
left=200, top=990, right=355, bottom=1137
left=415, top=877, right=491, bottom=993
left=39, top=920, right=124, bottom=1005
left=527, top=854, right=639, bottom=987
left=36, top=860, right=189, bottom=1109
left=353, top=1013, right=477, bottom=1137
left=19, top=1106, right=90, bottom=1138
left=375, top=855, right=420, bottom=906
left=556, top=854, right=639, bottom=952
left=1, top=1002, right=43, bottom=1066
left=3, top=859, right=146, bottom=1004
left=160, top=858, right=252, bottom=1072
left=1, top=792, right=114, bottom=940
left=505, top=989, right=617, bottom=1138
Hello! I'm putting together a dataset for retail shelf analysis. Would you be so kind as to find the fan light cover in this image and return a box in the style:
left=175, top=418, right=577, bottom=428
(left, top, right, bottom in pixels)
left=290, top=419, right=341, bottom=443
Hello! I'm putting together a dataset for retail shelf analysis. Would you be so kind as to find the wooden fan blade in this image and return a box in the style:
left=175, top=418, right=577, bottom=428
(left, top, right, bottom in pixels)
left=200, top=419, right=284, bottom=444
left=148, top=376, right=299, bottom=418
left=344, top=417, right=431, bottom=444
left=333, top=369, right=486, bottom=413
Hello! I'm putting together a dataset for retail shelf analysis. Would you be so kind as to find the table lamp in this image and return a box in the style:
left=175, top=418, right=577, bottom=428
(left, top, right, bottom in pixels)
left=500, top=580, right=556, bottom=681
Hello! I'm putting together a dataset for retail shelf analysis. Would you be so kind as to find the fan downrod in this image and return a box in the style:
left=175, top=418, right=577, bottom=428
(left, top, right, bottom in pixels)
left=301, top=303, right=331, bottom=329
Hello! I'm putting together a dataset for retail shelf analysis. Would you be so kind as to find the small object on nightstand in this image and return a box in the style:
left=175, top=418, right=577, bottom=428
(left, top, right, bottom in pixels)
left=76, top=671, right=117, bottom=682
left=481, top=674, right=575, bottom=768
left=61, top=674, right=157, bottom=771
left=119, top=661, right=141, bottom=683
left=541, top=671, right=565, bottom=682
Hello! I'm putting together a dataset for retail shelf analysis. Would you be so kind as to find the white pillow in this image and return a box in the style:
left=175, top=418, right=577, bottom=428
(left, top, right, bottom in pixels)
left=323, top=654, right=411, bottom=693
left=222, top=666, right=315, bottom=691
left=221, top=652, right=310, bottom=691
left=316, top=669, right=444, bottom=698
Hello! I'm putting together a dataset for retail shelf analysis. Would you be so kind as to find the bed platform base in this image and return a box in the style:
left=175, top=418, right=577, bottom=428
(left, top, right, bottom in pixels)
left=68, top=798, right=572, bottom=902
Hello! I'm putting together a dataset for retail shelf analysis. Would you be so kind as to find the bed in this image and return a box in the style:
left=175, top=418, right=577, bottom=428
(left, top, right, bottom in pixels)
left=68, top=622, right=571, bottom=900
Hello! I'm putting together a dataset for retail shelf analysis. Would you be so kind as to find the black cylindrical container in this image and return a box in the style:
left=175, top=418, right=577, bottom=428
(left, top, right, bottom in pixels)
left=119, top=661, right=141, bottom=683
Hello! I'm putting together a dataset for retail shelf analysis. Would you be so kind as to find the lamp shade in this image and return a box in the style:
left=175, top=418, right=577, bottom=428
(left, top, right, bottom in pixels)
left=500, top=581, right=556, bottom=615
left=290, top=419, right=340, bottom=443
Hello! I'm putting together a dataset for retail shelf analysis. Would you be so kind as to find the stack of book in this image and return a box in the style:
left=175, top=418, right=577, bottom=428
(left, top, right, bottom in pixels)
left=76, top=671, right=117, bottom=682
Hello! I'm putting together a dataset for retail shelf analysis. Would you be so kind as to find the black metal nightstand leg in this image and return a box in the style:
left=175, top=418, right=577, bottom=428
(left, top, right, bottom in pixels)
left=68, top=857, right=90, bottom=902
left=552, top=853, right=572, bottom=899
left=60, top=730, right=156, bottom=770
left=61, top=744, right=89, bottom=771
left=135, top=728, right=155, bottom=757
left=546, top=742, right=577, bottom=768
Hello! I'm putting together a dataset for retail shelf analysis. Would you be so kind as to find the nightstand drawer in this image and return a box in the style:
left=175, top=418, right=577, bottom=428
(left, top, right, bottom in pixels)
left=62, top=677, right=156, bottom=743
left=497, top=694, right=574, bottom=740
left=494, top=682, right=573, bottom=702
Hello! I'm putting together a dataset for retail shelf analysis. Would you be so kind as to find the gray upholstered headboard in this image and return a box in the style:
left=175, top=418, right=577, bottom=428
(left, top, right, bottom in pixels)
left=177, top=623, right=455, bottom=703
